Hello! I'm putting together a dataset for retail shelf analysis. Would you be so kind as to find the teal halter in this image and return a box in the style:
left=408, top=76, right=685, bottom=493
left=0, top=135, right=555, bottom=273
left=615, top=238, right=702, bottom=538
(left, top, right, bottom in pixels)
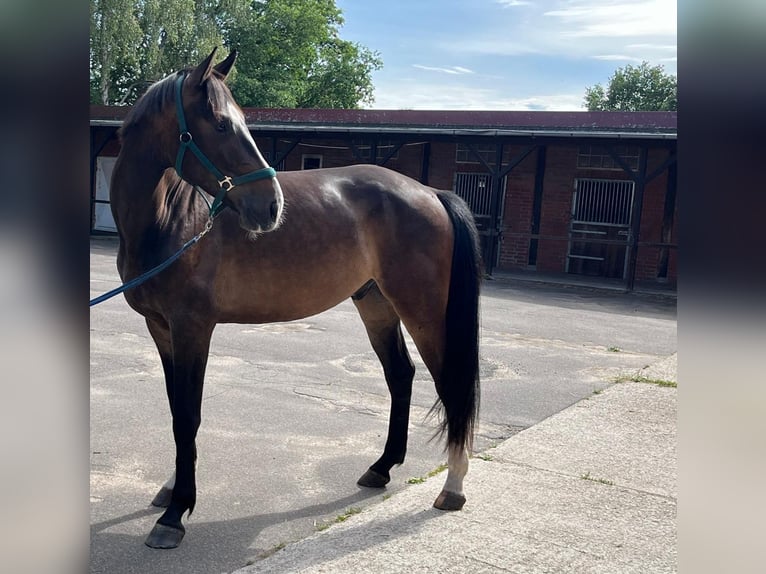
left=174, top=72, right=276, bottom=217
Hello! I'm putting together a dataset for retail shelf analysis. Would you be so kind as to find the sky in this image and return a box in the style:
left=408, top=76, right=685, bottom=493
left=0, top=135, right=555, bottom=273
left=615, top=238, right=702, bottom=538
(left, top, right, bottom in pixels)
left=334, top=0, right=677, bottom=111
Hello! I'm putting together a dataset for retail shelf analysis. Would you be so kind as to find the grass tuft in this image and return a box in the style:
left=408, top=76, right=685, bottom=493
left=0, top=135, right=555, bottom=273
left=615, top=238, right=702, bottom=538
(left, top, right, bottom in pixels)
left=581, top=471, right=614, bottom=486
left=314, top=507, right=362, bottom=531
left=616, top=374, right=677, bottom=388
left=407, top=463, right=448, bottom=484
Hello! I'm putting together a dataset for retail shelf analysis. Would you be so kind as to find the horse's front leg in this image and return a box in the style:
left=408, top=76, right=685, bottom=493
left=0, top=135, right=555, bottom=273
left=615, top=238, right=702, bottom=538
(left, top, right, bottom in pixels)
left=145, top=318, right=177, bottom=508
left=145, top=320, right=214, bottom=549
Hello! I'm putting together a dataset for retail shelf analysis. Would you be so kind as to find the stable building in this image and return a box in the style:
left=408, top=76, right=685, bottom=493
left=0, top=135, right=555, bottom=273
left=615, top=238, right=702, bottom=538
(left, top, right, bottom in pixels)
left=90, top=107, right=677, bottom=291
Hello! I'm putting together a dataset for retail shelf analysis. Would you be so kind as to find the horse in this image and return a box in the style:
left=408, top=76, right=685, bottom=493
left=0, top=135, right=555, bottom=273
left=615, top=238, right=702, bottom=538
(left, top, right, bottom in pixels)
left=108, top=48, right=482, bottom=549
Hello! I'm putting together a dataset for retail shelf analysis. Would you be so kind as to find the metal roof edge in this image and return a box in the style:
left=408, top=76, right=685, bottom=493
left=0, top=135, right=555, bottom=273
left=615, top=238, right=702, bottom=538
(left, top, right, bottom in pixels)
left=245, top=123, right=677, bottom=140
left=89, top=117, right=676, bottom=140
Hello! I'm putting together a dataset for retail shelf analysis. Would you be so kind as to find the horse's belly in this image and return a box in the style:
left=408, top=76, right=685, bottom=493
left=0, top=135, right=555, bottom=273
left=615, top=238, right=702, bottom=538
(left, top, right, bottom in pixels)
left=212, top=265, right=370, bottom=324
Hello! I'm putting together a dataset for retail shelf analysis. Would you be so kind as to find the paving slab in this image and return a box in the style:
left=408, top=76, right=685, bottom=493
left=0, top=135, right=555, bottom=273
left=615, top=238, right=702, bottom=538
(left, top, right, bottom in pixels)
left=234, top=381, right=677, bottom=574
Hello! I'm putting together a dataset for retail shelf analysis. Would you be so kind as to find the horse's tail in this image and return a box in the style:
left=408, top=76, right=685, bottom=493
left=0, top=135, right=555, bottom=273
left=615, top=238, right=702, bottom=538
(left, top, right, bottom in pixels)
left=432, top=191, right=482, bottom=451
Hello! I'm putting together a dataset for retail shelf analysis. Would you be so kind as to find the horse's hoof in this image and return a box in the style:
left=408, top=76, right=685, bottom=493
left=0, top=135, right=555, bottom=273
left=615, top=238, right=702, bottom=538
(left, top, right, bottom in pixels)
left=144, top=523, right=185, bottom=549
left=433, top=490, right=466, bottom=511
left=151, top=487, right=173, bottom=508
left=357, top=468, right=390, bottom=488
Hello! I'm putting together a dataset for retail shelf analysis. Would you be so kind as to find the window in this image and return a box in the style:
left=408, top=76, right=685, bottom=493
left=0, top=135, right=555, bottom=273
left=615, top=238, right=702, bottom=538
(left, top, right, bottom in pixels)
left=93, top=156, right=117, bottom=232
left=453, top=172, right=506, bottom=218
left=302, top=154, right=322, bottom=170
left=572, top=178, right=634, bottom=226
left=456, top=143, right=496, bottom=164
left=577, top=145, right=640, bottom=171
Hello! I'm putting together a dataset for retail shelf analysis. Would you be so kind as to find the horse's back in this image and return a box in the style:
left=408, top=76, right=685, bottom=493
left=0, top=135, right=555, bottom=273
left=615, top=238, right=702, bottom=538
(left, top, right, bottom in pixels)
left=278, top=164, right=452, bottom=240
left=281, top=163, right=453, bottom=267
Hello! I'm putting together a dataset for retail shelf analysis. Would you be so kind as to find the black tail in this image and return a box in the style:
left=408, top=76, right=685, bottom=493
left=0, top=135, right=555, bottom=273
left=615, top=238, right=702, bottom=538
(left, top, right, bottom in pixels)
left=432, top=191, right=482, bottom=451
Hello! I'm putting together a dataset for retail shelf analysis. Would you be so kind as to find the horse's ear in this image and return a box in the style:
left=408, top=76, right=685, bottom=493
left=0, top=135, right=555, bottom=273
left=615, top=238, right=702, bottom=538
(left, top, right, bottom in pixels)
left=213, top=50, right=237, bottom=80
left=188, top=48, right=218, bottom=87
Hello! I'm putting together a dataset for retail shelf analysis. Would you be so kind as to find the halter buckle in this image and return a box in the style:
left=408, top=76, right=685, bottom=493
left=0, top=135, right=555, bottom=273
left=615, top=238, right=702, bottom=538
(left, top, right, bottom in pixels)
left=219, top=176, right=235, bottom=192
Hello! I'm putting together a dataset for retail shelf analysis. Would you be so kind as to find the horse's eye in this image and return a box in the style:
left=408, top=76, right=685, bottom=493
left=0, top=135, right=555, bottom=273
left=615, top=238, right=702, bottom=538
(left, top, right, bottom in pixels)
left=216, top=120, right=228, bottom=132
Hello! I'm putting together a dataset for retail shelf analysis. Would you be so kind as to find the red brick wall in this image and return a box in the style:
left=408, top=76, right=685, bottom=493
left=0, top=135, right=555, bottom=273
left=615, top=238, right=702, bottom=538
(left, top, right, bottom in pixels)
left=498, top=146, right=537, bottom=269
left=533, top=145, right=577, bottom=273
left=427, top=142, right=458, bottom=189
left=637, top=150, right=677, bottom=285
left=633, top=149, right=676, bottom=283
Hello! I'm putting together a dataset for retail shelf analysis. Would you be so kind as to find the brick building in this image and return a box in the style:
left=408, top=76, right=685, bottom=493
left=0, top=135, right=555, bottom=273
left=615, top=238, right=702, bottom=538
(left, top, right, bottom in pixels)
left=90, top=107, right=677, bottom=290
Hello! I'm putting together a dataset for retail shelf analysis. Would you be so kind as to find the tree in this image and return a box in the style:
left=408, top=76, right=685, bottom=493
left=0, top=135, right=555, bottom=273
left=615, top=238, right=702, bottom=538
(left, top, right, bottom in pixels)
left=90, top=0, right=143, bottom=104
left=584, top=62, right=677, bottom=111
left=89, top=0, right=381, bottom=108
left=91, top=0, right=227, bottom=105
left=227, top=0, right=381, bottom=108
left=299, top=38, right=381, bottom=108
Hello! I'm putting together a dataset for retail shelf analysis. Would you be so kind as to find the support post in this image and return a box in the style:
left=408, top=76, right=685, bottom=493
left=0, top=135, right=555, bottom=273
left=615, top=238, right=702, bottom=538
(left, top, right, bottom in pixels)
left=625, top=146, right=649, bottom=291
left=528, top=145, right=547, bottom=267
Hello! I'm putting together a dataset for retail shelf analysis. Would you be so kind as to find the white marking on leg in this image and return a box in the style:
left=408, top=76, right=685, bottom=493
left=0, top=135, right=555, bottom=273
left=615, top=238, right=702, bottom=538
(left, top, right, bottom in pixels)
left=442, top=444, right=469, bottom=495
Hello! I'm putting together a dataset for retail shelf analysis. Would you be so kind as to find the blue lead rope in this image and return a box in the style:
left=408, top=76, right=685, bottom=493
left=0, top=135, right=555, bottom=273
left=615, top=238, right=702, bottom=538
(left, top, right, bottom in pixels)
left=89, top=218, right=214, bottom=307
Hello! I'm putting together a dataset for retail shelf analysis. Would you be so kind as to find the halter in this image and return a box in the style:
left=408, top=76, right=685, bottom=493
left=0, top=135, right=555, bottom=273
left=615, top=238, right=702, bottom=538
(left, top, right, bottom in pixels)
left=174, top=72, right=276, bottom=217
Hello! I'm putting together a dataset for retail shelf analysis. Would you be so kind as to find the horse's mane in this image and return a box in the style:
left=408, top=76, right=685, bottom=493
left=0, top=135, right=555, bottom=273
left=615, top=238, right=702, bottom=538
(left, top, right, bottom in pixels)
left=155, top=169, right=200, bottom=230
left=119, top=72, right=182, bottom=141
left=119, top=68, right=234, bottom=142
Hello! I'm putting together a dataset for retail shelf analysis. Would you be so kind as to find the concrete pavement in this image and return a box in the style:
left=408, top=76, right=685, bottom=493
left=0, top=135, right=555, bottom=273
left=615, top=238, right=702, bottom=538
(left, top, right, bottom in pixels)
left=89, top=236, right=676, bottom=573
left=234, top=356, right=677, bottom=574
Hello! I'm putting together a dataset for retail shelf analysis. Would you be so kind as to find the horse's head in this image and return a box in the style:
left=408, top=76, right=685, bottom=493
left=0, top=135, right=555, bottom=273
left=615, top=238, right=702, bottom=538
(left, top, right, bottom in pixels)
left=173, top=49, right=284, bottom=233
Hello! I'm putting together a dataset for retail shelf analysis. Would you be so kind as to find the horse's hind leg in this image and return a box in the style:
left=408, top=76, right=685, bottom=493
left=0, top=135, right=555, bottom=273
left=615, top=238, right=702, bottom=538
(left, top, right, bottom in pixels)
left=381, top=280, right=478, bottom=511
left=352, top=284, right=415, bottom=488
left=401, top=320, right=471, bottom=511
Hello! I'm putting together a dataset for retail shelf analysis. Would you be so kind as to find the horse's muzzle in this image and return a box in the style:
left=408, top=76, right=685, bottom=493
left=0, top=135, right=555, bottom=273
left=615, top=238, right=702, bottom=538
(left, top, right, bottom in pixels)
left=230, top=179, right=284, bottom=234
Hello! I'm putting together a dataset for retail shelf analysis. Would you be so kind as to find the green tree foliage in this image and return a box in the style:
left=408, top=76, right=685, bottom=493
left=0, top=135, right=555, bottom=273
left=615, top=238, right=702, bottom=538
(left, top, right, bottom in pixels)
left=91, top=0, right=225, bottom=104
left=90, top=0, right=143, bottom=104
left=89, top=0, right=381, bottom=108
left=226, top=0, right=381, bottom=108
left=299, top=38, right=381, bottom=108
left=584, top=62, right=677, bottom=112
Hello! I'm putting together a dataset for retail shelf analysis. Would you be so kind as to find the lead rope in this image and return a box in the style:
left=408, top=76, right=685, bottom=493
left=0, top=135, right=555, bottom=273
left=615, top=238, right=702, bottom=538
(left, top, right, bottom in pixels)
left=89, top=215, right=216, bottom=307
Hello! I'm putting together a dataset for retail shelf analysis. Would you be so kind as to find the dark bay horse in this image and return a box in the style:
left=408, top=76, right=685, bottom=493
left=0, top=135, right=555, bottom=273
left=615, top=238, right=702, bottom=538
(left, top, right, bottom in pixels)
left=109, top=49, right=481, bottom=549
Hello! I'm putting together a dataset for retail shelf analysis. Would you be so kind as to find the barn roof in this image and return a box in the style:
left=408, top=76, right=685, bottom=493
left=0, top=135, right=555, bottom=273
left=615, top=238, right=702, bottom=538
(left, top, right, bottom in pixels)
left=90, top=106, right=676, bottom=140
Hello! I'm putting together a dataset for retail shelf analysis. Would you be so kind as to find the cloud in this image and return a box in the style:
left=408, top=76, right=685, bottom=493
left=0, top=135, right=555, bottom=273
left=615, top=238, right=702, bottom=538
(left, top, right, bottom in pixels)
left=544, top=0, right=676, bottom=38
left=413, top=64, right=475, bottom=75
left=438, top=0, right=676, bottom=74
left=593, top=54, right=645, bottom=62
left=369, top=78, right=584, bottom=111
left=626, top=44, right=677, bottom=51
left=496, top=0, right=531, bottom=6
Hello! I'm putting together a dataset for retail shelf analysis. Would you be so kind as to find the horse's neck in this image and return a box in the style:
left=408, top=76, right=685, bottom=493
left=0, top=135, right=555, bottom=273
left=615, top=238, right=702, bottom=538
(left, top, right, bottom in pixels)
left=111, top=144, right=202, bottom=249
